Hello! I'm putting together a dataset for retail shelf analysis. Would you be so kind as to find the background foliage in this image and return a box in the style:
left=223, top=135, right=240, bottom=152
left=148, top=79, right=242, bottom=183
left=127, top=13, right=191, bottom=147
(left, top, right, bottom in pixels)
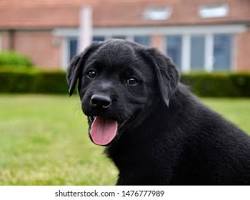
left=0, top=69, right=250, bottom=97
left=0, top=51, right=33, bottom=68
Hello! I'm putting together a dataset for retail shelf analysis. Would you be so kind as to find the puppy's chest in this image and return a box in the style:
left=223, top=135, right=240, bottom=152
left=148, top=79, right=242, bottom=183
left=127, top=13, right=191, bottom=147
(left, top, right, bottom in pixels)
left=107, top=144, right=161, bottom=170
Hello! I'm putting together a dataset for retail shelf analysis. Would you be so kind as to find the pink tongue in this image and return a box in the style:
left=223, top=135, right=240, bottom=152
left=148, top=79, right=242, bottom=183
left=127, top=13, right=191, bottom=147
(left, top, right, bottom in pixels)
left=90, top=117, right=118, bottom=146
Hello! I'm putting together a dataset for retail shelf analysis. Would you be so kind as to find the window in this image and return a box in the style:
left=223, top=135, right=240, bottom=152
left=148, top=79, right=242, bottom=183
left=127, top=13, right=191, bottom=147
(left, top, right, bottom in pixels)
left=92, top=35, right=151, bottom=46
left=199, top=4, right=229, bottom=18
left=166, top=36, right=182, bottom=68
left=68, top=38, right=78, bottom=63
left=93, top=36, right=105, bottom=42
left=63, top=37, right=78, bottom=68
left=143, top=7, right=171, bottom=21
left=134, top=36, right=151, bottom=46
left=213, top=34, right=232, bottom=71
left=165, top=34, right=233, bottom=72
left=112, top=35, right=126, bottom=39
left=190, top=35, right=205, bottom=71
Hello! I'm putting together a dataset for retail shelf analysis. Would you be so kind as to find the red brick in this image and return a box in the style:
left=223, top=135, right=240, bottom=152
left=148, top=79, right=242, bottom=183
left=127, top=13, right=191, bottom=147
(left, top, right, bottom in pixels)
left=0, top=0, right=249, bottom=28
left=11, top=31, right=61, bottom=68
left=236, top=29, right=250, bottom=71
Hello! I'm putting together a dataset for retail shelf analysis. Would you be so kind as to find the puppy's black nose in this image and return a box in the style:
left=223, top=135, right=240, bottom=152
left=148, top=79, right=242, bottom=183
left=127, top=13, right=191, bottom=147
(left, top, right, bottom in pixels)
left=90, top=94, right=111, bottom=109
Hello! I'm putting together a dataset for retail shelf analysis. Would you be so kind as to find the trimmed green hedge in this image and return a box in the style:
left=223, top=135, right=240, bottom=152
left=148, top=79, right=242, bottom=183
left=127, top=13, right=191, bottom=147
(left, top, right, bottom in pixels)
left=0, top=69, right=67, bottom=94
left=0, top=69, right=250, bottom=97
left=0, top=51, right=33, bottom=68
left=181, top=73, right=250, bottom=97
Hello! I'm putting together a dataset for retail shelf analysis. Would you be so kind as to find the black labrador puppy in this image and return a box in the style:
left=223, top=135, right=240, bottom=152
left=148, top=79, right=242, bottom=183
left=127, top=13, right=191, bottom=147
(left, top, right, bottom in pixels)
left=67, top=39, right=250, bottom=185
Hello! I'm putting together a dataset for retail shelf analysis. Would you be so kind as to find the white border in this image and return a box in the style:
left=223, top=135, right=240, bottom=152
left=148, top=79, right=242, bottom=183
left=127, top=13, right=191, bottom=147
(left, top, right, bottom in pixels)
left=0, top=186, right=250, bottom=200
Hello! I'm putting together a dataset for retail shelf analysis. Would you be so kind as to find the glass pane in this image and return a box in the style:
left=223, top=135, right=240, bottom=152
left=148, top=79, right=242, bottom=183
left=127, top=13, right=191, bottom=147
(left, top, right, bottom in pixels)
left=69, top=38, right=78, bottom=62
left=112, top=35, right=126, bottom=39
left=166, top=35, right=182, bottom=69
left=134, top=36, right=151, bottom=46
left=190, top=35, right=205, bottom=71
left=213, top=34, right=232, bottom=71
left=93, top=36, right=105, bottom=42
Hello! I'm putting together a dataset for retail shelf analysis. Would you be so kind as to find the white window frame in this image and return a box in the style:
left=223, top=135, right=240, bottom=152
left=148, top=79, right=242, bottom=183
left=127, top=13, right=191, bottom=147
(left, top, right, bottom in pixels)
left=54, top=25, right=244, bottom=70
left=61, top=38, right=69, bottom=70
left=85, top=34, right=152, bottom=46
left=61, top=37, right=79, bottom=70
left=205, top=34, right=214, bottom=72
left=60, top=35, right=152, bottom=68
left=232, top=34, right=237, bottom=72
left=182, top=34, right=191, bottom=72
left=53, top=25, right=246, bottom=37
left=165, top=33, right=235, bottom=72
left=212, top=34, right=235, bottom=72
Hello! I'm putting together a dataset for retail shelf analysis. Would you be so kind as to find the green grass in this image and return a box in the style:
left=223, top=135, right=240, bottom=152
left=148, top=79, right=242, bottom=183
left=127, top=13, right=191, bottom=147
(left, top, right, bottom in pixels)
left=203, top=98, right=250, bottom=133
left=0, top=95, right=117, bottom=185
left=0, top=95, right=249, bottom=185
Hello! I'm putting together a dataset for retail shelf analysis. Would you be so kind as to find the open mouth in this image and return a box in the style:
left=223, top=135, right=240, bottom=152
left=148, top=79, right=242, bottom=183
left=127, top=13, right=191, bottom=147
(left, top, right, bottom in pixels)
left=89, top=116, right=118, bottom=146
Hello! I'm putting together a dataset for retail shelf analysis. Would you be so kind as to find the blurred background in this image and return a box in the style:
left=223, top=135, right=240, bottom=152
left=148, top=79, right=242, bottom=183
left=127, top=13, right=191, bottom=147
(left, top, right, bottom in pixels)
left=1, top=0, right=250, bottom=71
left=0, top=0, right=250, bottom=185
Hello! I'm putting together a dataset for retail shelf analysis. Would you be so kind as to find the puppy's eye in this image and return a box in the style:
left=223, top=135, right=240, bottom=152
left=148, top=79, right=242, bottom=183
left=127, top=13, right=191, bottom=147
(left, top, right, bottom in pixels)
left=86, top=69, right=97, bottom=79
left=126, top=77, right=138, bottom=86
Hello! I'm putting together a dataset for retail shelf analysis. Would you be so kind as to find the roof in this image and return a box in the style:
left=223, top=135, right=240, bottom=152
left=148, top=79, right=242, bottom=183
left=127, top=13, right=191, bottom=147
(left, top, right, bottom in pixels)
left=0, top=0, right=249, bottom=29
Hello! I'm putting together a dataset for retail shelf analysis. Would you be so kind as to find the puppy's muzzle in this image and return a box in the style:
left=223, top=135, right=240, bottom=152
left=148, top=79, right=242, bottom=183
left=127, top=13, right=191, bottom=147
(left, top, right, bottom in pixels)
left=90, top=94, right=112, bottom=109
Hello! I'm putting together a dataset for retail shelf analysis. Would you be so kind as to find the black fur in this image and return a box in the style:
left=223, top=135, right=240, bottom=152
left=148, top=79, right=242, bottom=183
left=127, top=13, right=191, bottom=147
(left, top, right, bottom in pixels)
left=67, top=39, right=250, bottom=185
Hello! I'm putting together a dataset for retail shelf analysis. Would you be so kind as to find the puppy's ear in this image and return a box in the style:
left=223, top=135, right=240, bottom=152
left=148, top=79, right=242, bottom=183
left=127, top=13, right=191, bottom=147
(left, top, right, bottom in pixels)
left=67, top=43, right=101, bottom=95
left=143, top=48, right=179, bottom=106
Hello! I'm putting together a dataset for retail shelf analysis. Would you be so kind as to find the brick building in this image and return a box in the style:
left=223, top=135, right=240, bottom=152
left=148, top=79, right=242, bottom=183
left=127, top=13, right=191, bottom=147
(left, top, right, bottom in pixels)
left=0, top=0, right=250, bottom=72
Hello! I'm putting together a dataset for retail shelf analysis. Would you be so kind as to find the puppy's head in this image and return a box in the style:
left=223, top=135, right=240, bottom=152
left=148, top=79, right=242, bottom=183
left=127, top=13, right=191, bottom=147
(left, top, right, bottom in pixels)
left=67, top=39, right=179, bottom=146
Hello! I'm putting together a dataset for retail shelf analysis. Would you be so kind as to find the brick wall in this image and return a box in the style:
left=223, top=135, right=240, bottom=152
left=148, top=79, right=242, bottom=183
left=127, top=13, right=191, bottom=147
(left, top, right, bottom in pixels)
left=1, top=31, right=12, bottom=49
left=236, top=28, right=250, bottom=71
left=2, top=30, right=62, bottom=68
left=151, top=34, right=165, bottom=53
left=1, top=28, right=250, bottom=71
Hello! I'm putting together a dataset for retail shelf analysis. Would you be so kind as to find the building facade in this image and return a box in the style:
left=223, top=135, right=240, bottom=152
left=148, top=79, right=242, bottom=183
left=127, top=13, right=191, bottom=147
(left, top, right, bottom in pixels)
left=0, top=0, right=250, bottom=72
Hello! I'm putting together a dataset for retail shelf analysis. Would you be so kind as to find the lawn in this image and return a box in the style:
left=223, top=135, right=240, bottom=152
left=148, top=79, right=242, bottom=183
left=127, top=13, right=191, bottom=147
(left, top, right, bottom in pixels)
left=0, top=95, right=249, bottom=185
